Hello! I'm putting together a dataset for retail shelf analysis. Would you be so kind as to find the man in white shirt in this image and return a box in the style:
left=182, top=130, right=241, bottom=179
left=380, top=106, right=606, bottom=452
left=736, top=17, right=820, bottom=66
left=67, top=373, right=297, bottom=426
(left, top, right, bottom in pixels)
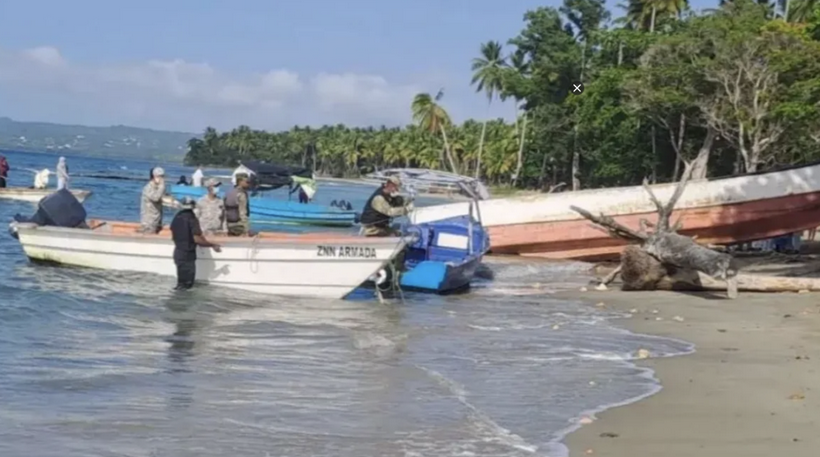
left=191, top=166, right=204, bottom=187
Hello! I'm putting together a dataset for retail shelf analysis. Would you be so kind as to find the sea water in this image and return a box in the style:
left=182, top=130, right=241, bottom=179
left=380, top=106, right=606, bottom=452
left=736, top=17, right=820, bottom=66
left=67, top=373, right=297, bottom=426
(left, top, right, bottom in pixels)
left=0, top=150, right=693, bottom=457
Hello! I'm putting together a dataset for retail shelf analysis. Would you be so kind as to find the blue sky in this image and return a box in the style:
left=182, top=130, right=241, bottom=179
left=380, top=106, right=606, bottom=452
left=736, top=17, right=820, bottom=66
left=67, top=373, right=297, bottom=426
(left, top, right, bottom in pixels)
left=0, top=0, right=713, bottom=133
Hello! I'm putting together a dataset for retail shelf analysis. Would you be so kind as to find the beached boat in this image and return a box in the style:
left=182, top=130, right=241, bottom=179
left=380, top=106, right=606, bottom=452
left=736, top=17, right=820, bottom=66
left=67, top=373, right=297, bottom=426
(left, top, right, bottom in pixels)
left=397, top=213, right=489, bottom=293
left=0, top=187, right=91, bottom=203
left=410, top=162, right=820, bottom=260
left=364, top=168, right=491, bottom=200
left=10, top=219, right=407, bottom=299
left=166, top=185, right=357, bottom=227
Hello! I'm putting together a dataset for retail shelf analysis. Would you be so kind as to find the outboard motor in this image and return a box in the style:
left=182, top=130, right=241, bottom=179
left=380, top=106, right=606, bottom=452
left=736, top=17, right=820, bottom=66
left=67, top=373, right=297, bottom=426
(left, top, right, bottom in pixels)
left=13, top=188, right=88, bottom=229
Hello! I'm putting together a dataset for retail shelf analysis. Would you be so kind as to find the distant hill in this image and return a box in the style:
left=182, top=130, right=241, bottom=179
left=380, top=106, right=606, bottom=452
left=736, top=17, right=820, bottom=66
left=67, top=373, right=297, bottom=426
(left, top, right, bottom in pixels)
left=0, top=117, right=197, bottom=161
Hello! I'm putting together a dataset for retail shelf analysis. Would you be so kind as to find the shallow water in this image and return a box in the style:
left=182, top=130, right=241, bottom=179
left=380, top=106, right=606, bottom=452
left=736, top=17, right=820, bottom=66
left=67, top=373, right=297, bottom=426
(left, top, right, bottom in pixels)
left=0, top=150, right=693, bottom=457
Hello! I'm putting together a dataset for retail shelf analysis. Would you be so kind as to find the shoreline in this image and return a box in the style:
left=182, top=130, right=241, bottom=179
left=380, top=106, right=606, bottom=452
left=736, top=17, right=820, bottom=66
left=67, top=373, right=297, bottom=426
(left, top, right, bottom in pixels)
left=556, top=286, right=820, bottom=457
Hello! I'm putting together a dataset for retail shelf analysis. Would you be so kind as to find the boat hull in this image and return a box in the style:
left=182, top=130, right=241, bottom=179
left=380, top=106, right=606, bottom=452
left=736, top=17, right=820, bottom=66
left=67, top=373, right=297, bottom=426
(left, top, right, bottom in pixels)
left=492, top=191, right=820, bottom=260
left=0, top=188, right=91, bottom=203
left=411, top=163, right=820, bottom=260
left=399, top=255, right=483, bottom=293
left=168, top=185, right=356, bottom=227
left=13, top=220, right=406, bottom=299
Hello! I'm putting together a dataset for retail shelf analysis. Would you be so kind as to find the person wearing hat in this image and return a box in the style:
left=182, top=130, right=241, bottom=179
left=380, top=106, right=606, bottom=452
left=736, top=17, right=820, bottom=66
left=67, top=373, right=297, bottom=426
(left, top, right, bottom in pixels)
left=170, top=197, right=221, bottom=290
left=359, top=176, right=414, bottom=237
left=194, top=178, right=225, bottom=234
left=224, top=173, right=252, bottom=236
left=138, top=167, right=167, bottom=234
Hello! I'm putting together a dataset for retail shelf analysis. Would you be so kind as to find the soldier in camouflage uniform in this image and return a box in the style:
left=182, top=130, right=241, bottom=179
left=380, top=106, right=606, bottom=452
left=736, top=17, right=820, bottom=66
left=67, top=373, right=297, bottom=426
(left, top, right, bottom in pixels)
left=194, top=178, right=226, bottom=235
left=224, top=173, right=251, bottom=236
left=138, top=167, right=166, bottom=234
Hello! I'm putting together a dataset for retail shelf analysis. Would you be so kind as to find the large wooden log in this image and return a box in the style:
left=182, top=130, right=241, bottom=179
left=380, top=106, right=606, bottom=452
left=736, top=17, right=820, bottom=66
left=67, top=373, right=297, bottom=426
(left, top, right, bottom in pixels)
left=620, top=246, right=819, bottom=294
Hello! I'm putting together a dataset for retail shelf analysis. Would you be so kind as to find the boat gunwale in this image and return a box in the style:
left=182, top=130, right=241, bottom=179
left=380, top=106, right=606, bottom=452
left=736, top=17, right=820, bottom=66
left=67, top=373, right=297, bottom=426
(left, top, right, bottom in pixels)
left=16, top=219, right=404, bottom=246
left=412, top=161, right=820, bottom=225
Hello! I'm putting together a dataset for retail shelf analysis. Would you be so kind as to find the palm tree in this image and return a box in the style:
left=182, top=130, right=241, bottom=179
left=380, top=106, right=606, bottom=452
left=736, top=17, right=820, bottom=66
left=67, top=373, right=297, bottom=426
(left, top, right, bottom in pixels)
left=471, top=40, right=508, bottom=179
left=411, top=90, right=457, bottom=173
left=508, top=52, right=531, bottom=187
left=621, top=0, right=687, bottom=31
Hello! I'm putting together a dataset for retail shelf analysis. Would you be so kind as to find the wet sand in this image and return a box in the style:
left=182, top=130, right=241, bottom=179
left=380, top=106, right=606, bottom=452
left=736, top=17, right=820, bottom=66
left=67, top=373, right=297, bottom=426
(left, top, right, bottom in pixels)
left=561, top=278, right=820, bottom=456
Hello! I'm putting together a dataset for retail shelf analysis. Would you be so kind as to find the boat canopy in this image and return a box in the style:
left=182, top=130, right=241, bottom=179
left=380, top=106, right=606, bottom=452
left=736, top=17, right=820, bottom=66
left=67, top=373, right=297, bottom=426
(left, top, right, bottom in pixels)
left=235, top=161, right=313, bottom=190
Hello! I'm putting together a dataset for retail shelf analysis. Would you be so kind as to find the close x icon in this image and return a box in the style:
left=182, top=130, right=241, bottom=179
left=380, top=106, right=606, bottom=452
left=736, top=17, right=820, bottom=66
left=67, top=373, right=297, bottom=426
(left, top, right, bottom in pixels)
left=571, top=82, right=584, bottom=94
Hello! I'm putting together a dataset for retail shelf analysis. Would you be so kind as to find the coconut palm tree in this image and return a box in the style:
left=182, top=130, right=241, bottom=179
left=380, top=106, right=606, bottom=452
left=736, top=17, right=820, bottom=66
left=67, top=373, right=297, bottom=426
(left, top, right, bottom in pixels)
left=411, top=90, right=457, bottom=173
left=471, top=40, right=508, bottom=179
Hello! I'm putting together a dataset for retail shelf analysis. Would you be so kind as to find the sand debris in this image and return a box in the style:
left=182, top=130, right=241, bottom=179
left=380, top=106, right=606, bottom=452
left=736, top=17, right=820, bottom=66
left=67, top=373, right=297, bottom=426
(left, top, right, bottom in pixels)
left=595, top=302, right=606, bottom=308
left=673, top=316, right=685, bottom=322
left=637, top=349, right=651, bottom=359
left=579, top=416, right=595, bottom=425
left=594, top=283, right=608, bottom=291
left=788, top=392, right=806, bottom=400
left=580, top=286, right=588, bottom=292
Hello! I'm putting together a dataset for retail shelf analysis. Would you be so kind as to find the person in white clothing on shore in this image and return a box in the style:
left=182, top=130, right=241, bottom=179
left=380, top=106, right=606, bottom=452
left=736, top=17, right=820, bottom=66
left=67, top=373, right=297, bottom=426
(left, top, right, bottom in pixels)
left=191, top=166, right=204, bottom=187
left=33, top=169, right=50, bottom=189
left=56, top=156, right=69, bottom=190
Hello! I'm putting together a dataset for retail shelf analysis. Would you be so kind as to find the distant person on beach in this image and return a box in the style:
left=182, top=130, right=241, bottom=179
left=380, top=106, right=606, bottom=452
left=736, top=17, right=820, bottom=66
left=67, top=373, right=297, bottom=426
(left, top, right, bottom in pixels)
left=56, top=156, right=69, bottom=190
left=33, top=169, right=50, bottom=189
left=191, top=166, right=204, bottom=187
left=176, top=175, right=189, bottom=186
left=359, top=176, right=414, bottom=237
left=194, top=178, right=225, bottom=234
left=224, top=173, right=251, bottom=237
left=170, top=197, right=221, bottom=290
left=138, top=167, right=166, bottom=234
left=0, top=155, right=8, bottom=188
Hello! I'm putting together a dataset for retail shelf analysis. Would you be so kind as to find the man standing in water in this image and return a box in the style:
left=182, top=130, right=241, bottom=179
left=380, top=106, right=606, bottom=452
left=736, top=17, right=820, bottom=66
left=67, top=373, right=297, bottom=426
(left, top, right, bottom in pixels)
left=170, top=197, right=221, bottom=290
left=191, top=166, right=204, bottom=187
left=0, top=155, right=9, bottom=188
left=56, top=156, right=69, bottom=190
left=224, top=173, right=252, bottom=236
left=138, top=167, right=166, bottom=234
left=194, top=178, right=225, bottom=234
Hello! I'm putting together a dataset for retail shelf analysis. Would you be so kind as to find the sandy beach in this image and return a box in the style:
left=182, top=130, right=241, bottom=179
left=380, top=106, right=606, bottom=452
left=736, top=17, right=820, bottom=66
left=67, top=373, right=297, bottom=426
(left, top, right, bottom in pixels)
left=562, top=260, right=820, bottom=456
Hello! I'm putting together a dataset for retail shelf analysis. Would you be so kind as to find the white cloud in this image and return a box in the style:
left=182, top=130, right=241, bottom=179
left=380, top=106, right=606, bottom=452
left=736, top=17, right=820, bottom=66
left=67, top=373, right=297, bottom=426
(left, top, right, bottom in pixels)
left=0, top=46, right=428, bottom=132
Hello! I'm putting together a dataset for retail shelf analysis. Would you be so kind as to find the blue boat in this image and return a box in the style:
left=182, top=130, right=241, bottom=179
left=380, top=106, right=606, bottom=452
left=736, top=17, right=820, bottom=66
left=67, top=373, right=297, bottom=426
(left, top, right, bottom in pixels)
left=398, top=214, right=490, bottom=293
left=168, top=185, right=357, bottom=227
left=362, top=212, right=488, bottom=296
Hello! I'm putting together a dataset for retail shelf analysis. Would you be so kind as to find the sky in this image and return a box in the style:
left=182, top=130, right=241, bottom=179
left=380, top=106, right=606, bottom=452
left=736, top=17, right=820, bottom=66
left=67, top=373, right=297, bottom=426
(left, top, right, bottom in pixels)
left=0, top=0, right=712, bottom=134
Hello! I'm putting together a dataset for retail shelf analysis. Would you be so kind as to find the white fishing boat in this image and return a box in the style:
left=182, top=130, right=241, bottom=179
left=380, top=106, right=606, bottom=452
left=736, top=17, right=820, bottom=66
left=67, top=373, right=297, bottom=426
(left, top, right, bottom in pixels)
left=0, top=187, right=91, bottom=203
left=11, top=219, right=408, bottom=299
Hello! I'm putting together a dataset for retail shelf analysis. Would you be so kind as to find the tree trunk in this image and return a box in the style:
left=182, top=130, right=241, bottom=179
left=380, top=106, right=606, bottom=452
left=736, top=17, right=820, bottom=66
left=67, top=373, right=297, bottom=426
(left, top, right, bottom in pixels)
left=690, top=127, right=716, bottom=180
left=439, top=125, right=458, bottom=174
left=571, top=127, right=581, bottom=191
left=617, top=42, right=624, bottom=66
left=650, top=125, right=658, bottom=183
left=650, top=6, right=657, bottom=33
left=476, top=118, right=487, bottom=179
left=512, top=114, right=528, bottom=187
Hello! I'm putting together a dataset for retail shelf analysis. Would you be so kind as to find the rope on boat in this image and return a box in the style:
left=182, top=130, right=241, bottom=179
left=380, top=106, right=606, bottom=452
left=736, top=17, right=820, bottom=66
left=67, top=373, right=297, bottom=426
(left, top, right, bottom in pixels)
left=247, top=233, right=261, bottom=274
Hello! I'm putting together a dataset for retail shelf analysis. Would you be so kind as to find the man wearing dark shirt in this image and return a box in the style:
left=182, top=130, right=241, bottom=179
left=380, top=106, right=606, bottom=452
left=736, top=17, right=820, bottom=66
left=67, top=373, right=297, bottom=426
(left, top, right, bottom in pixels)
left=170, top=197, right=222, bottom=290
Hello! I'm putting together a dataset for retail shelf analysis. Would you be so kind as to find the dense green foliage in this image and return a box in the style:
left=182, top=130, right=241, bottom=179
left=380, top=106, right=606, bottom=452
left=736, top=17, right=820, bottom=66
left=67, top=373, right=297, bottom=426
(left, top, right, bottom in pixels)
left=185, top=0, right=820, bottom=189
left=0, top=117, right=193, bottom=161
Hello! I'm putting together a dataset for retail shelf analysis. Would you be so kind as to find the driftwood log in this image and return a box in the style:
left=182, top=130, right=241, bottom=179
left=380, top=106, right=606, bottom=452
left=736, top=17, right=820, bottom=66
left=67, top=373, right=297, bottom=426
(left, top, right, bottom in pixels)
left=571, top=164, right=820, bottom=298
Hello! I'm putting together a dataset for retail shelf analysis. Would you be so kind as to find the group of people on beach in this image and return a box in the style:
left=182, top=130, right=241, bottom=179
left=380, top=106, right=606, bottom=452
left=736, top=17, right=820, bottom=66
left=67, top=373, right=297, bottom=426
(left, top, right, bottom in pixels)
left=0, top=155, right=70, bottom=190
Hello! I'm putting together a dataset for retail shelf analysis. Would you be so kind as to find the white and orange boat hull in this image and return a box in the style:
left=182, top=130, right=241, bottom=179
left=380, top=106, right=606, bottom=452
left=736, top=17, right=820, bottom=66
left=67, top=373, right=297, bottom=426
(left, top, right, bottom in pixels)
left=411, top=164, right=820, bottom=260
